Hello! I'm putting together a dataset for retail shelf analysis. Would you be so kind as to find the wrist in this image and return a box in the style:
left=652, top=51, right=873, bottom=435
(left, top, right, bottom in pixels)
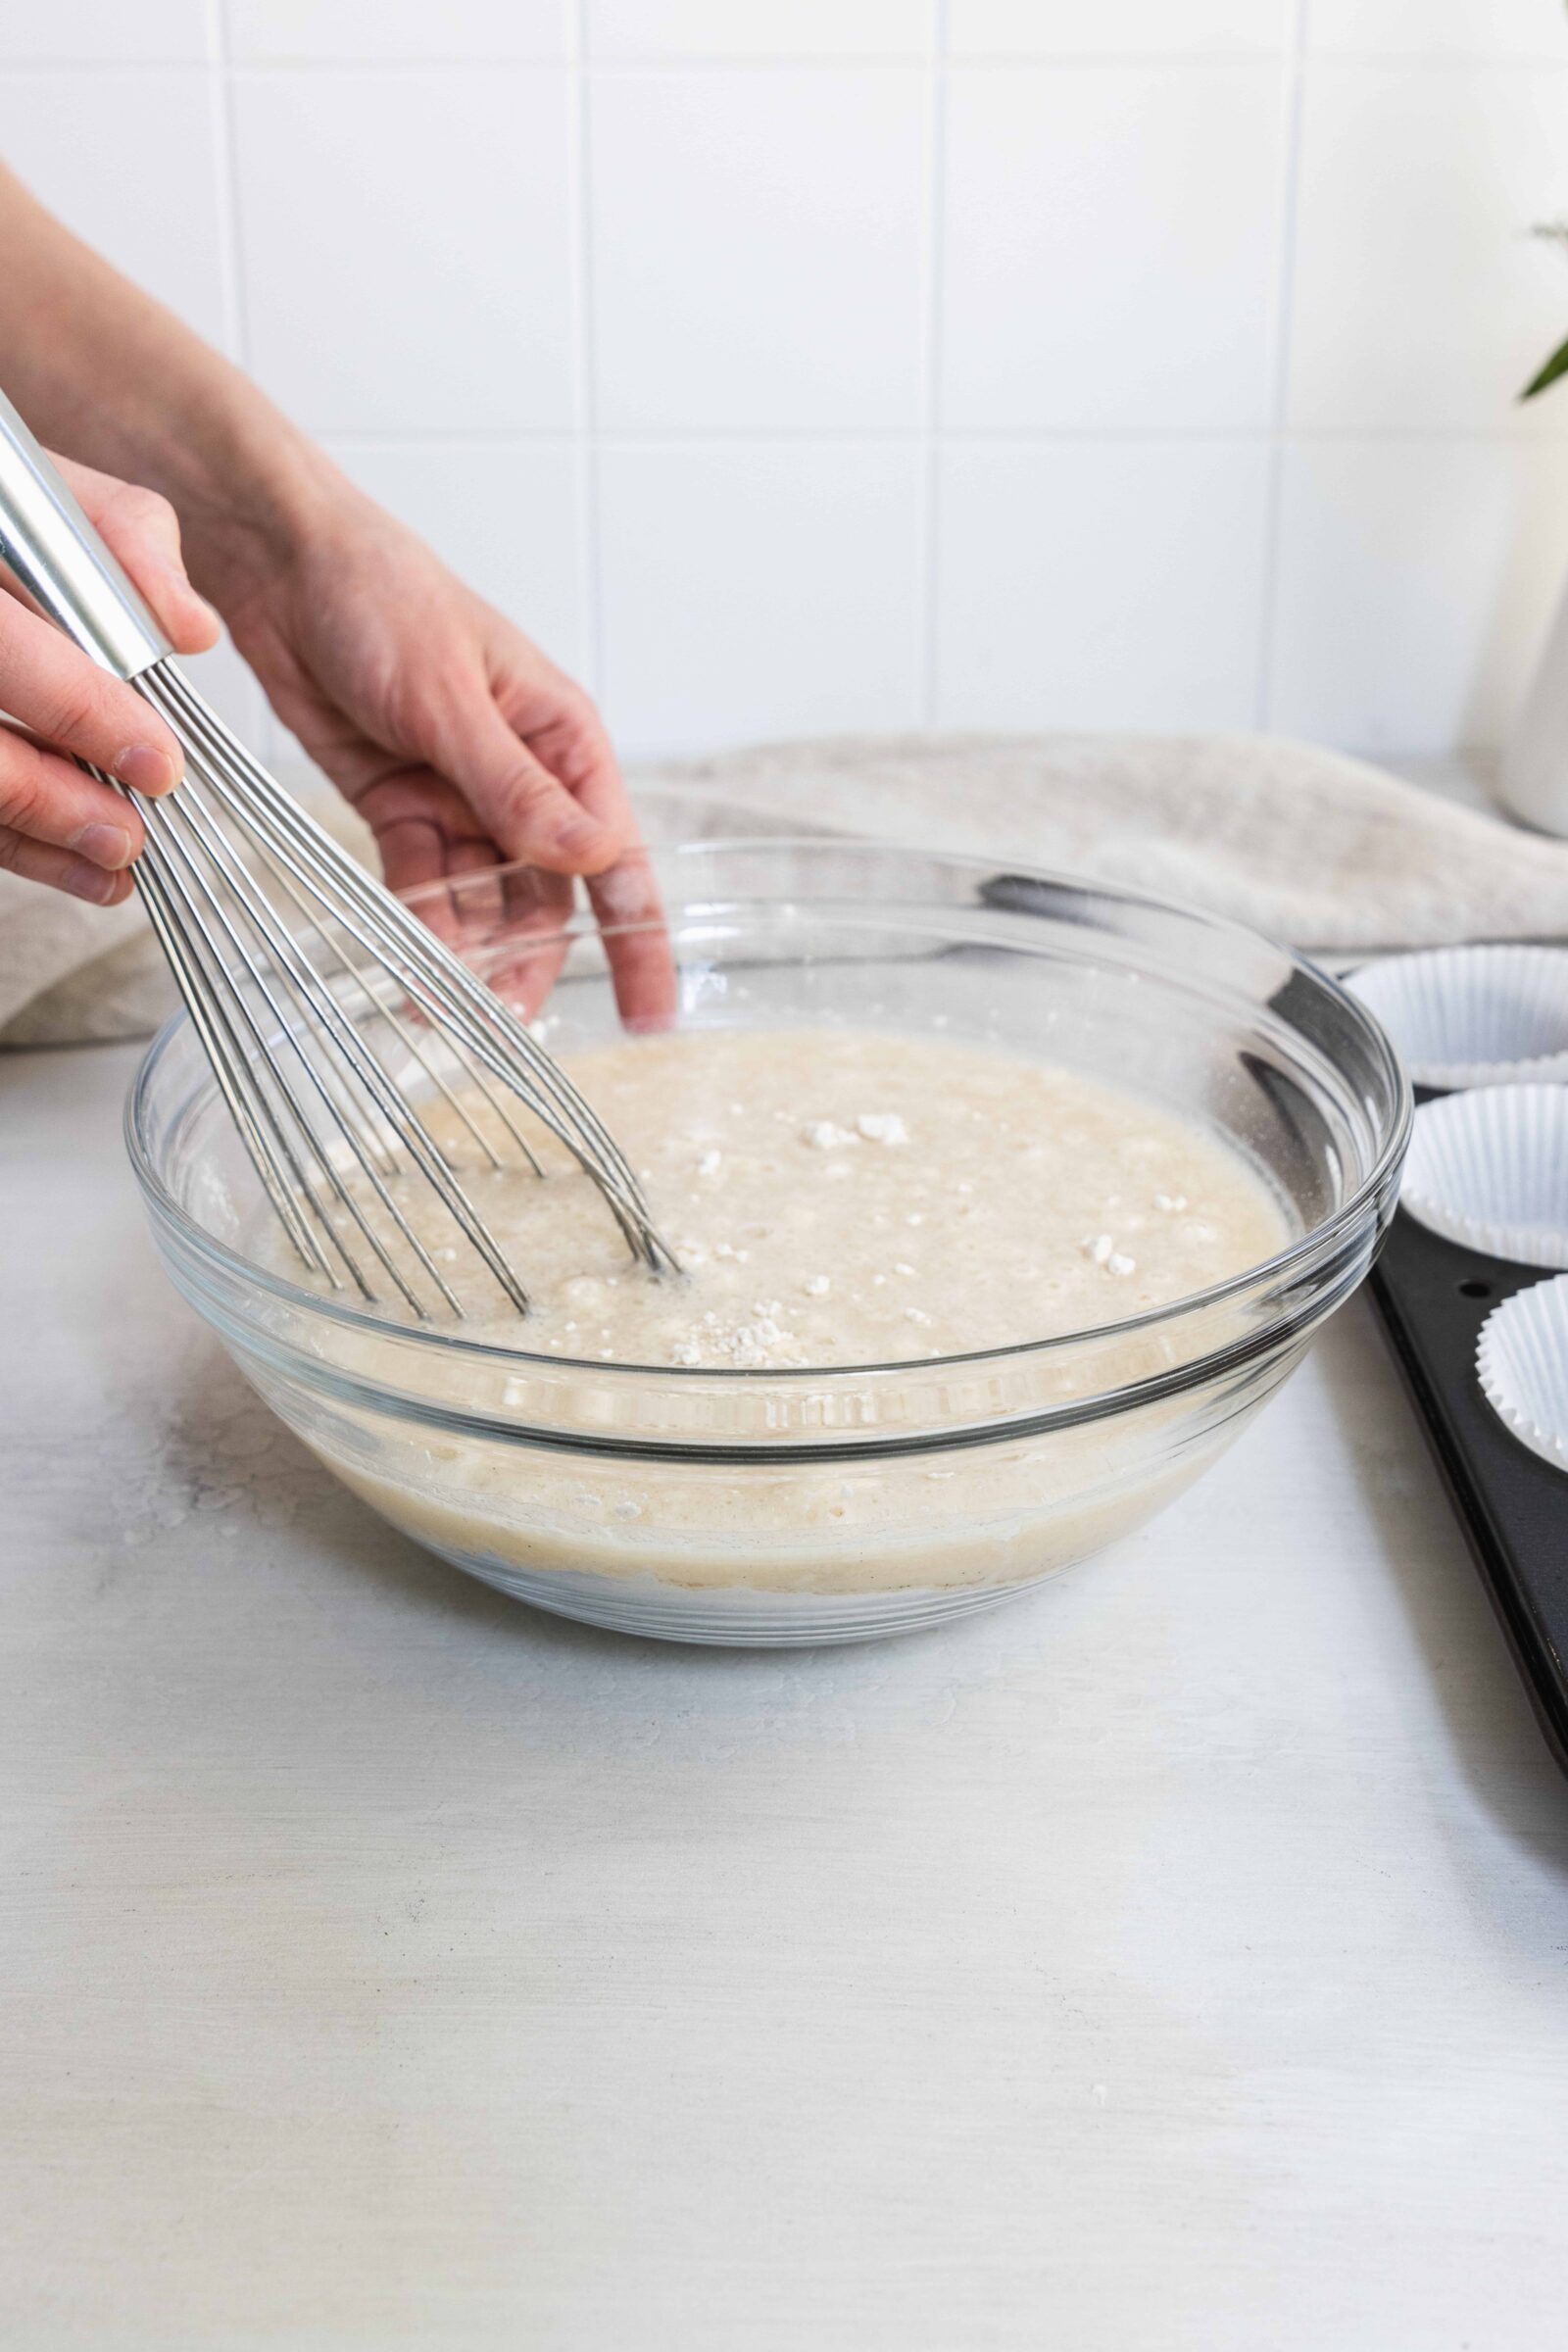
left=174, top=410, right=349, bottom=613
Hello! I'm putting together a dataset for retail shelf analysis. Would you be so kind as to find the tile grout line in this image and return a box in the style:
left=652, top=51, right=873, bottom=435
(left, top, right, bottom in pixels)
left=9, top=51, right=1554, bottom=73
left=205, top=0, right=250, bottom=375
left=1252, top=0, right=1308, bottom=732
left=570, top=2, right=606, bottom=703
left=312, top=426, right=1568, bottom=450
left=918, top=3, right=948, bottom=728
left=203, top=0, right=270, bottom=751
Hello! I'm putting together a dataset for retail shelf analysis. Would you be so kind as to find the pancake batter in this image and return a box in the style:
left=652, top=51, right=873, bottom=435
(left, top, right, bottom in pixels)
left=241, top=1027, right=1298, bottom=1617
left=258, top=1027, right=1291, bottom=1364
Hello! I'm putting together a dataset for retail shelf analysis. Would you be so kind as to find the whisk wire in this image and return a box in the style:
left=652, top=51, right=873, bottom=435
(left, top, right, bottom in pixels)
left=146, top=666, right=658, bottom=1233
left=128, top=664, right=673, bottom=1316
left=131, top=839, right=340, bottom=1285
left=0, top=385, right=672, bottom=1317
left=269, top=875, right=510, bottom=1175
left=165, top=709, right=662, bottom=1271
left=145, top=785, right=470, bottom=1316
left=239, top=813, right=549, bottom=1182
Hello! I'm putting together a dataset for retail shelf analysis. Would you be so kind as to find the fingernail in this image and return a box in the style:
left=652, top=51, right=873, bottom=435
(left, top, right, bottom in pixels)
left=72, top=821, right=134, bottom=871
left=62, top=861, right=120, bottom=905
left=155, top=558, right=220, bottom=626
left=554, top=815, right=607, bottom=861
left=115, top=742, right=179, bottom=795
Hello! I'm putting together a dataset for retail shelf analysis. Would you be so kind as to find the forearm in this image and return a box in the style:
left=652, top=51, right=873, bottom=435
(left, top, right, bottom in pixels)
left=0, top=164, right=336, bottom=607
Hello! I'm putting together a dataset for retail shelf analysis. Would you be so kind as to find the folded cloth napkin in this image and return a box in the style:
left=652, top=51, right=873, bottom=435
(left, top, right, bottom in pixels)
left=5, top=730, right=1566, bottom=1047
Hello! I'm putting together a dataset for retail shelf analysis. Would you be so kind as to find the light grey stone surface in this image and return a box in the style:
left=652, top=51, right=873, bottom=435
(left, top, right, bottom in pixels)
left=4, top=1040, right=1568, bottom=2350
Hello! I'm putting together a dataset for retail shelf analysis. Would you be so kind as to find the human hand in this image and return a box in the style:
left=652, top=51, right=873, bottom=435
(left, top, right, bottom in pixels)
left=0, top=455, right=218, bottom=904
left=218, top=480, right=674, bottom=1025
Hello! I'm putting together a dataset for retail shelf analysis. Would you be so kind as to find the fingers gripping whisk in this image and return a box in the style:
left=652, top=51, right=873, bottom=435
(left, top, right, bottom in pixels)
left=127, top=665, right=677, bottom=1317
left=0, top=385, right=675, bottom=1319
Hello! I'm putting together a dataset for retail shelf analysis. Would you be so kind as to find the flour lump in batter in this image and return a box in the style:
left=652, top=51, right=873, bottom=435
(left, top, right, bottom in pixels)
left=254, top=1028, right=1292, bottom=1365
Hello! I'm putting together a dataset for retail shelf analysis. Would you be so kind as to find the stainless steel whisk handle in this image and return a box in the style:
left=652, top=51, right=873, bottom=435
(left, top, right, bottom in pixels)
left=0, top=382, right=170, bottom=680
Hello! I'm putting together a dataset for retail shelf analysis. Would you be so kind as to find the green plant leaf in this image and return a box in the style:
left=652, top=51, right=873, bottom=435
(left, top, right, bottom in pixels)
left=1521, top=334, right=1568, bottom=401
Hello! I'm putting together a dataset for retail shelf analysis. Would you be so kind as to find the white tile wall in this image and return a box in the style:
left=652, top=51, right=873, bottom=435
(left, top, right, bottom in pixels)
left=1269, top=437, right=1568, bottom=749
left=948, top=2, right=1292, bottom=59
left=1289, top=63, right=1568, bottom=432
left=229, top=67, right=577, bottom=433
left=586, top=2, right=935, bottom=61
left=228, top=2, right=570, bottom=61
left=1306, top=0, right=1568, bottom=61
left=941, top=63, right=1287, bottom=430
left=0, top=3, right=209, bottom=63
left=0, top=70, right=230, bottom=350
left=589, top=68, right=929, bottom=430
left=5, top=0, right=1568, bottom=762
left=598, top=443, right=925, bottom=752
left=935, top=442, right=1272, bottom=729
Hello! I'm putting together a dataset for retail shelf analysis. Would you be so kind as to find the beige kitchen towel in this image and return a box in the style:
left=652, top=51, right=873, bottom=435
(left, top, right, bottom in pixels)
left=5, top=730, right=1567, bottom=1045
left=641, top=733, right=1568, bottom=951
left=0, top=764, right=377, bottom=1047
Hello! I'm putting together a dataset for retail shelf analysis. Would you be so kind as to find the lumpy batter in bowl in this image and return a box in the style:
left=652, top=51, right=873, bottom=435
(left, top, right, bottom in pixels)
left=256, top=1028, right=1291, bottom=1361
left=238, top=1026, right=1302, bottom=1618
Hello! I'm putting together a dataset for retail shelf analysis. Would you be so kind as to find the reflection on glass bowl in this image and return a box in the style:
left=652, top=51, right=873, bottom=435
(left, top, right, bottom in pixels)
left=125, top=832, right=1409, bottom=1645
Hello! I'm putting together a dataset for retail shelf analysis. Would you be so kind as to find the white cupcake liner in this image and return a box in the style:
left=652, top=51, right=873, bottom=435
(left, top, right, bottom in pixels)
left=1400, top=1085, right=1568, bottom=1267
left=1348, top=945, right=1568, bottom=1090
left=1477, top=1276, right=1568, bottom=1474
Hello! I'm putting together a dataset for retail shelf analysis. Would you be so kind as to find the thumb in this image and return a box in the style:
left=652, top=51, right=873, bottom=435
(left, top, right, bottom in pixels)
left=54, top=455, right=220, bottom=657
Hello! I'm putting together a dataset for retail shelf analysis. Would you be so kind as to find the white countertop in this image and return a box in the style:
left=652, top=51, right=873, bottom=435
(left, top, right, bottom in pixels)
left=5, top=1035, right=1568, bottom=2351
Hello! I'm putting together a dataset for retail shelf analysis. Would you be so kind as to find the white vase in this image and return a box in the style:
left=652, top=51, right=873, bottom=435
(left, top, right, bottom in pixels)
left=1501, top=568, right=1568, bottom=835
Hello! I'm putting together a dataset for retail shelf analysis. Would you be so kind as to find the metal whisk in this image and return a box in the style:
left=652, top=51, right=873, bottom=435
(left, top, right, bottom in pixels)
left=0, top=388, right=675, bottom=1319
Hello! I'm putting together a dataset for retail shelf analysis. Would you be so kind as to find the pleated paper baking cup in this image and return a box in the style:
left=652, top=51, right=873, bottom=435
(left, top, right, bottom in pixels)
left=1477, top=1277, right=1568, bottom=1473
left=1400, top=1086, right=1568, bottom=1267
left=1348, top=945, right=1568, bottom=1090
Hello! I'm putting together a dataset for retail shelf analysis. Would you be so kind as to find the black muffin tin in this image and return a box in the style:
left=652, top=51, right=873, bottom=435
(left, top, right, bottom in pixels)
left=1370, top=1201, right=1568, bottom=1776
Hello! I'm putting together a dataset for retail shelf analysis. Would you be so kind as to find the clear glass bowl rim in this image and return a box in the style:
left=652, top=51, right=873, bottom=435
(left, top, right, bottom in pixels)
left=124, top=834, right=1412, bottom=1391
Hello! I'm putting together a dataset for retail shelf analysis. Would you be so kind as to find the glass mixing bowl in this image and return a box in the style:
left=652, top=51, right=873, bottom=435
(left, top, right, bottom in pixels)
left=125, top=834, right=1409, bottom=1644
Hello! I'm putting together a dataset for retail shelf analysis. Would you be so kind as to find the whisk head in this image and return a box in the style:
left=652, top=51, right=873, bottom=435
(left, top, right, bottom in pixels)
left=112, top=661, right=677, bottom=1321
